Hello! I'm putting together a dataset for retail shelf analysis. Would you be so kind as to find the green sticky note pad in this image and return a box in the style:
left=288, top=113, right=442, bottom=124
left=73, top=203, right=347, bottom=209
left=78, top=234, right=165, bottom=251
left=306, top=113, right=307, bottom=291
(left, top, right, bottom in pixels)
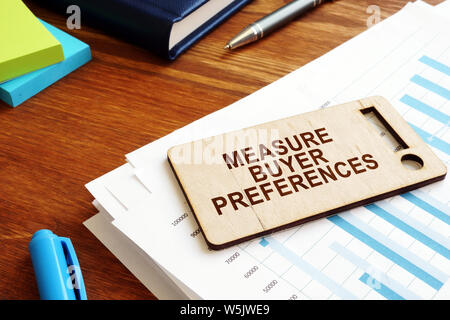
left=0, top=0, right=65, bottom=83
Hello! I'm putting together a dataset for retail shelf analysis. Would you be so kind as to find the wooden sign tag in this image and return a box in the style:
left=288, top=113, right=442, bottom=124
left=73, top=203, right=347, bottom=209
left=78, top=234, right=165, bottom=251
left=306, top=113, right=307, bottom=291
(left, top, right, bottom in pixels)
left=168, top=97, right=447, bottom=250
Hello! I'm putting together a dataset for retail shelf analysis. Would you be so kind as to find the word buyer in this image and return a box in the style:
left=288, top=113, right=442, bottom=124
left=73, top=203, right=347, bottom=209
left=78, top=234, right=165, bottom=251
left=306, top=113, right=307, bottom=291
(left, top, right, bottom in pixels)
left=212, top=128, right=379, bottom=215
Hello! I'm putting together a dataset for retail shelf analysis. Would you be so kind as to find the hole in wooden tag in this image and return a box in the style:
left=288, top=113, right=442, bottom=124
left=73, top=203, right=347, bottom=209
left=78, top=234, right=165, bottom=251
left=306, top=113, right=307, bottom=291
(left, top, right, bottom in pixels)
left=361, top=106, right=409, bottom=152
left=401, top=154, right=424, bottom=170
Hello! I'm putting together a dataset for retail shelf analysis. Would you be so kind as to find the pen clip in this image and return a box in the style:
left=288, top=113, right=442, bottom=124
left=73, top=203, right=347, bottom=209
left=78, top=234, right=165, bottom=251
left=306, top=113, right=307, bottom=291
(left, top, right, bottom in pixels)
left=59, top=237, right=87, bottom=300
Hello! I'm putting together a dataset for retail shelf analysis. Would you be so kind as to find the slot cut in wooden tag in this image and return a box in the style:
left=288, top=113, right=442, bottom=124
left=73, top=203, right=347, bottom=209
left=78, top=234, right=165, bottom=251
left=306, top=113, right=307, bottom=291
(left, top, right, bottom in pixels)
left=168, top=97, right=447, bottom=250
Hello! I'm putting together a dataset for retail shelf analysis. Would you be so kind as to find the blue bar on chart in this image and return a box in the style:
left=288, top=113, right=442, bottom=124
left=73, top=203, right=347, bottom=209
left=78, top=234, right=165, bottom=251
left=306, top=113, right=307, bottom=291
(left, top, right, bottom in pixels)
left=259, top=238, right=269, bottom=247
left=365, top=204, right=450, bottom=259
left=328, top=214, right=446, bottom=290
left=400, top=94, right=449, bottom=125
left=410, top=75, right=450, bottom=100
left=375, top=201, right=450, bottom=250
left=419, top=56, right=450, bottom=76
left=401, top=192, right=450, bottom=225
left=338, top=213, right=448, bottom=285
left=359, top=273, right=405, bottom=300
left=413, top=190, right=450, bottom=215
left=262, top=237, right=357, bottom=299
left=329, top=242, right=420, bottom=300
left=408, top=123, right=450, bottom=156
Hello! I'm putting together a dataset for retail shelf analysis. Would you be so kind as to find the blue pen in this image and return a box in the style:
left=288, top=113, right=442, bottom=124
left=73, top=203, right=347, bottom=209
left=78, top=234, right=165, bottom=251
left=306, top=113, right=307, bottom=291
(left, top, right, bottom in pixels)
left=29, top=229, right=87, bottom=300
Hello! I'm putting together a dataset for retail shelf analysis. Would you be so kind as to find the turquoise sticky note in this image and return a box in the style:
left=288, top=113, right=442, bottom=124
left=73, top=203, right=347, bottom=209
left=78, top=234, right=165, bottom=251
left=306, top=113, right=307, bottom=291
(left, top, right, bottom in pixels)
left=0, top=19, right=91, bottom=107
left=0, top=0, right=64, bottom=83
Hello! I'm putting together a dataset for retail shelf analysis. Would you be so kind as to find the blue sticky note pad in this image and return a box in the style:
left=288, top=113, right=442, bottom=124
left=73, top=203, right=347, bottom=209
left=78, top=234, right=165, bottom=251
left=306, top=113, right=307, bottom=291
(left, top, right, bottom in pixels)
left=0, top=19, right=91, bottom=107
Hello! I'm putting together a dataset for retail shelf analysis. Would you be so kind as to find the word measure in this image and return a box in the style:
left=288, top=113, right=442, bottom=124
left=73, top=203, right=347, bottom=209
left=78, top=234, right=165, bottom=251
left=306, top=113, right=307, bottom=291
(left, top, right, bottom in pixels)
left=168, top=97, right=447, bottom=250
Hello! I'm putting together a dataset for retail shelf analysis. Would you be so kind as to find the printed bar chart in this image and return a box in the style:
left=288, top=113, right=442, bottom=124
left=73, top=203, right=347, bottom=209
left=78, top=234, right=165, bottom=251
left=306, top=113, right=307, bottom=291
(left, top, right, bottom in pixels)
left=408, top=123, right=450, bottom=156
left=250, top=54, right=450, bottom=300
left=329, top=241, right=420, bottom=300
left=410, top=75, right=450, bottom=100
left=359, top=273, right=405, bottom=300
left=365, top=203, right=450, bottom=258
left=401, top=192, right=450, bottom=225
left=400, top=94, right=449, bottom=125
left=328, top=214, right=446, bottom=291
left=260, top=237, right=357, bottom=300
left=419, top=55, right=450, bottom=76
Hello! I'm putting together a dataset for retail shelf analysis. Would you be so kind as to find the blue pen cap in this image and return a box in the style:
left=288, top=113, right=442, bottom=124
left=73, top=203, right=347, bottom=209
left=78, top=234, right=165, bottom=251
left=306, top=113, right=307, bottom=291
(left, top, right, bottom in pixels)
left=29, top=229, right=87, bottom=300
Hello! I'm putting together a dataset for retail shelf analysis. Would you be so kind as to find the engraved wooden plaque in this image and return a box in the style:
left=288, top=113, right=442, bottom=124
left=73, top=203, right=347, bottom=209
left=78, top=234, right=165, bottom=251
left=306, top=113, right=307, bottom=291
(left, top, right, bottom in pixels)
left=168, top=97, right=447, bottom=250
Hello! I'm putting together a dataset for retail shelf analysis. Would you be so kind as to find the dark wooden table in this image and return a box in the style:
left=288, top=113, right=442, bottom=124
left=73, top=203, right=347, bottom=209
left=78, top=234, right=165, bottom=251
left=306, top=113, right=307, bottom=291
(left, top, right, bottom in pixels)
left=0, top=0, right=441, bottom=300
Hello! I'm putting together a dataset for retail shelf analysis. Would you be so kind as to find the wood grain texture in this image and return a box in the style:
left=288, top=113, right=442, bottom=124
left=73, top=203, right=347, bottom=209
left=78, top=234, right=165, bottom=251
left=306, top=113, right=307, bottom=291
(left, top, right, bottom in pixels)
left=169, top=97, right=447, bottom=250
left=0, top=0, right=442, bottom=300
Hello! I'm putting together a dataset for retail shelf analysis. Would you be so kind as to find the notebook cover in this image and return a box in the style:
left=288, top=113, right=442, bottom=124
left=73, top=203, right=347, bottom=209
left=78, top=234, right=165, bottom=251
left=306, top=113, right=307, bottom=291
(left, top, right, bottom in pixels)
left=0, top=19, right=91, bottom=107
left=0, top=0, right=65, bottom=83
left=32, top=0, right=253, bottom=60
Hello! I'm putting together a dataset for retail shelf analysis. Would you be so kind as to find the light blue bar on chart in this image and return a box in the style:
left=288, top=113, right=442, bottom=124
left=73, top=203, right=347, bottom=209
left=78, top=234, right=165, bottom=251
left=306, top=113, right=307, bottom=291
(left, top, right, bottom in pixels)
left=401, top=192, right=450, bottom=226
left=408, top=123, right=450, bottom=156
left=410, top=75, right=450, bottom=100
left=341, top=213, right=448, bottom=285
left=359, top=273, right=405, bottom=300
left=414, top=190, right=450, bottom=215
left=328, top=214, right=447, bottom=290
left=259, top=238, right=269, bottom=247
left=365, top=204, right=450, bottom=259
left=419, top=56, right=450, bottom=76
left=376, top=201, right=450, bottom=250
left=400, top=95, right=449, bottom=125
left=263, top=237, right=357, bottom=300
left=330, top=242, right=420, bottom=300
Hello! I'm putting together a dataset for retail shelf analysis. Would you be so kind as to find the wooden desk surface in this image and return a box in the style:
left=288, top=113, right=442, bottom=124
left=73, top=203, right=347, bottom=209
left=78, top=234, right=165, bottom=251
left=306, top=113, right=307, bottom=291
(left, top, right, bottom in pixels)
left=1, top=0, right=441, bottom=300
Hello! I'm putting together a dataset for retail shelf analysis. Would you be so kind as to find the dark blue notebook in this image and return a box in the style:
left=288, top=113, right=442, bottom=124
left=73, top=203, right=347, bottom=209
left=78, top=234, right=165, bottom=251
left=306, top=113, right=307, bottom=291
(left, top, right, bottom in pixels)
left=33, top=0, right=253, bottom=60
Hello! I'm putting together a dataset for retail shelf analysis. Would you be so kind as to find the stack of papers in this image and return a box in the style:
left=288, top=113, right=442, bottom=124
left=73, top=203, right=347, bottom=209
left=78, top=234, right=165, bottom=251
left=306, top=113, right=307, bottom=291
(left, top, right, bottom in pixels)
left=85, top=1, right=450, bottom=300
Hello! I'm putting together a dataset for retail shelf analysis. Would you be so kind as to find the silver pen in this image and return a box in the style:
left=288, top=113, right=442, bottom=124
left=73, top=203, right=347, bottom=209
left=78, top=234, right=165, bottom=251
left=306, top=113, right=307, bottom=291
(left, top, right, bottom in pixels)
left=225, top=0, right=330, bottom=50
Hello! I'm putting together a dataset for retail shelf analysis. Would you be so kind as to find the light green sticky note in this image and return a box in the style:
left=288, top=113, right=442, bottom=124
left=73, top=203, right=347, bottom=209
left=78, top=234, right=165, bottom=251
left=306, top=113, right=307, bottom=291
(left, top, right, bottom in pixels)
left=0, top=0, right=65, bottom=83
